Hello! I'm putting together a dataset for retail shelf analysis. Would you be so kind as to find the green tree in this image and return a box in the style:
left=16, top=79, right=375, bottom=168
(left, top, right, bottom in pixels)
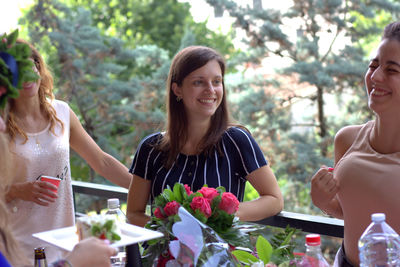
left=21, top=0, right=169, bottom=183
left=63, top=0, right=236, bottom=57
left=205, top=0, right=400, bottom=213
left=207, top=0, right=400, bottom=156
left=19, top=0, right=240, bottom=185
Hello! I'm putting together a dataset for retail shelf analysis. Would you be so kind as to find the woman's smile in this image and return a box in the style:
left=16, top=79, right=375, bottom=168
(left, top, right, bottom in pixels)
left=198, top=97, right=216, bottom=104
left=370, top=87, right=392, bottom=97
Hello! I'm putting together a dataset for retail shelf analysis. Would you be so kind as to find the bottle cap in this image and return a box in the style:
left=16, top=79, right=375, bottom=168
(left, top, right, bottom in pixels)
left=306, top=234, right=321, bottom=246
left=34, top=247, right=46, bottom=259
left=108, top=198, right=120, bottom=209
left=371, top=213, right=385, bottom=222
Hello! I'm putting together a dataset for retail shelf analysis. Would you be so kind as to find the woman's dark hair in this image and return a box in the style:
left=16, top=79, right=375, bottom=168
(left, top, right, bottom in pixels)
left=158, top=46, right=231, bottom=168
left=383, top=21, right=400, bottom=42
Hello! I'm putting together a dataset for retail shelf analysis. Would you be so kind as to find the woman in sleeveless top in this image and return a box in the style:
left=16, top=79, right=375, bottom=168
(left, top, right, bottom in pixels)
left=0, top=111, right=118, bottom=267
left=3, top=39, right=132, bottom=264
left=310, top=21, right=400, bottom=266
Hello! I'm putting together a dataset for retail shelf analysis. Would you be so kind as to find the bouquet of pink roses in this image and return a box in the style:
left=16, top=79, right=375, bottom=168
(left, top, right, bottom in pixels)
left=143, top=183, right=252, bottom=266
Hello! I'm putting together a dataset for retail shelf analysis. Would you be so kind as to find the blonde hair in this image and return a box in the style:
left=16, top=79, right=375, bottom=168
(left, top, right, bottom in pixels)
left=7, top=39, right=64, bottom=143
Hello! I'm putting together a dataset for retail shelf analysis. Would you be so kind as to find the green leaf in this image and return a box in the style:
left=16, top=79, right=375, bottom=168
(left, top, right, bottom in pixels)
left=104, top=220, right=114, bottom=231
left=218, top=226, right=252, bottom=248
left=281, top=228, right=296, bottom=246
left=91, top=224, right=101, bottom=235
left=162, top=188, right=175, bottom=202
left=173, top=183, right=183, bottom=203
left=256, top=235, right=273, bottom=264
left=7, top=29, right=18, bottom=46
left=193, top=209, right=208, bottom=223
left=112, top=232, right=121, bottom=241
left=216, top=186, right=226, bottom=193
left=232, top=250, right=259, bottom=265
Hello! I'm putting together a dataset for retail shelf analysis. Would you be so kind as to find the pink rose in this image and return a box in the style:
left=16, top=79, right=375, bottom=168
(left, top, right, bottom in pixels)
left=0, top=86, right=6, bottom=97
left=190, top=196, right=211, bottom=218
left=184, top=184, right=193, bottom=195
left=154, top=207, right=165, bottom=219
left=164, top=201, right=180, bottom=216
left=198, top=187, right=219, bottom=204
left=219, top=192, right=239, bottom=214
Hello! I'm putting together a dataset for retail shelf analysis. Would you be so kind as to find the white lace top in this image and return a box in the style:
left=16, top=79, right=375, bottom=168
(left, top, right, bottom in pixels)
left=8, top=99, right=74, bottom=265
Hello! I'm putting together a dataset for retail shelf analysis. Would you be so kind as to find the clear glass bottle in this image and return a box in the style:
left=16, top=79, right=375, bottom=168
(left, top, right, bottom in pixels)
left=34, top=247, right=48, bottom=267
left=358, top=213, right=400, bottom=267
left=105, top=198, right=126, bottom=267
left=298, top=234, right=330, bottom=267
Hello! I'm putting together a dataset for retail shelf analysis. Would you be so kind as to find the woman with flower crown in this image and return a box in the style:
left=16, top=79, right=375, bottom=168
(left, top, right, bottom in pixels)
left=127, top=45, right=283, bottom=227
left=0, top=34, right=121, bottom=266
left=0, top=109, right=119, bottom=267
left=2, top=38, right=132, bottom=264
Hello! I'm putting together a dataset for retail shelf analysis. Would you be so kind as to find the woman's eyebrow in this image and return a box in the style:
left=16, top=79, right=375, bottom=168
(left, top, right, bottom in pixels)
left=386, top=60, right=400, bottom=68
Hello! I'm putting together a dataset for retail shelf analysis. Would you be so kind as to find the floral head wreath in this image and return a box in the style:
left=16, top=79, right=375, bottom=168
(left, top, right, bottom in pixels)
left=0, top=29, right=39, bottom=109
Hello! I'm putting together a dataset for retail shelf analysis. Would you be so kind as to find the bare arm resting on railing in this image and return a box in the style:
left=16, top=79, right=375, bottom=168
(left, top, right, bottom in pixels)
left=236, top=165, right=283, bottom=221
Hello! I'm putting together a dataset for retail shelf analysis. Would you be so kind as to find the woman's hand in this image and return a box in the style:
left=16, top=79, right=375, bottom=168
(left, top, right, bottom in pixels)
left=66, top=237, right=118, bottom=267
left=5, top=180, right=58, bottom=205
left=311, top=166, right=339, bottom=214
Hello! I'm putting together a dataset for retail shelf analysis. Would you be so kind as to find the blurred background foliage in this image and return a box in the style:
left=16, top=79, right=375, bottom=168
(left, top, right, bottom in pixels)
left=14, top=0, right=400, bottom=220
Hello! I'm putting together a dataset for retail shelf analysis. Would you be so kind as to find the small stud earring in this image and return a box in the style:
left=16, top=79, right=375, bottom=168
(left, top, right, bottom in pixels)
left=176, top=96, right=182, bottom=102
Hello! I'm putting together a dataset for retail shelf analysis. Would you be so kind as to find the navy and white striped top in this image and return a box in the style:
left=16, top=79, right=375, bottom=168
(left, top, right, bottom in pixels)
left=129, top=127, right=268, bottom=202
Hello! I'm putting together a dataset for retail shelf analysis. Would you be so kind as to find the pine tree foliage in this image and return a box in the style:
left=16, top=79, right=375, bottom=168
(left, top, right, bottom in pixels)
left=206, top=0, right=400, bottom=154
left=206, top=0, right=400, bottom=212
left=21, top=0, right=170, bottom=182
left=63, top=0, right=237, bottom=57
left=19, top=0, right=237, bottom=185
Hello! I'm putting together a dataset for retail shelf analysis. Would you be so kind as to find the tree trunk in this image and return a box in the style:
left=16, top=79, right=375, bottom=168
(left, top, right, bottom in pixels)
left=317, top=86, right=328, bottom=157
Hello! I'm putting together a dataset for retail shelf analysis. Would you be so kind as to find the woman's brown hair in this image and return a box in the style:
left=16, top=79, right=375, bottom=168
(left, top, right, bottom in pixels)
left=158, top=46, right=231, bottom=168
left=7, top=39, right=63, bottom=142
left=383, top=21, right=400, bottom=42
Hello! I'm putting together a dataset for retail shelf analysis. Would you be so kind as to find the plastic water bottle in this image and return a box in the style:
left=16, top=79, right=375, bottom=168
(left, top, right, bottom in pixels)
left=298, top=234, right=330, bottom=267
left=105, top=198, right=127, bottom=223
left=358, top=213, right=400, bottom=266
left=105, top=198, right=126, bottom=267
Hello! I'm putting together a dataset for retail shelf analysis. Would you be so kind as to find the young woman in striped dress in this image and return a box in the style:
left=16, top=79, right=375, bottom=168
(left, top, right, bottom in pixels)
left=127, top=45, right=283, bottom=227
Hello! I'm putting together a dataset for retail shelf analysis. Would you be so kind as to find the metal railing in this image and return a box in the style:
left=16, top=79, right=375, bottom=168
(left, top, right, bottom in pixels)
left=72, top=180, right=344, bottom=266
left=72, top=180, right=344, bottom=237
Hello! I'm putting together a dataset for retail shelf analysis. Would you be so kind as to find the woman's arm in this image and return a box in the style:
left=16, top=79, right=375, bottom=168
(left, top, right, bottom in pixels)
left=311, top=167, right=342, bottom=218
left=4, top=150, right=57, bottom=205
left=5, top=181, right=57, bottom=205
left=126, top=175, right=152, bottom=227
left=236, top=165, right=283, bottom=221
left=310, top=125, right=361, bottom=219
left=69, top=108, right=131, bottom=188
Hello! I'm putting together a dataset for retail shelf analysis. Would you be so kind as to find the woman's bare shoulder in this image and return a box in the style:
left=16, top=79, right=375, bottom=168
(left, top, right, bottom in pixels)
left=335, top=124, right=364, bottom=143
left=334, top=124, right=365, bottom=163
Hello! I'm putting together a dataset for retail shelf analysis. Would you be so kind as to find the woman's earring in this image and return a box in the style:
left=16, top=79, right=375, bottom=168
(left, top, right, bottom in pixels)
left=176, top=96, right=182, bottom=102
